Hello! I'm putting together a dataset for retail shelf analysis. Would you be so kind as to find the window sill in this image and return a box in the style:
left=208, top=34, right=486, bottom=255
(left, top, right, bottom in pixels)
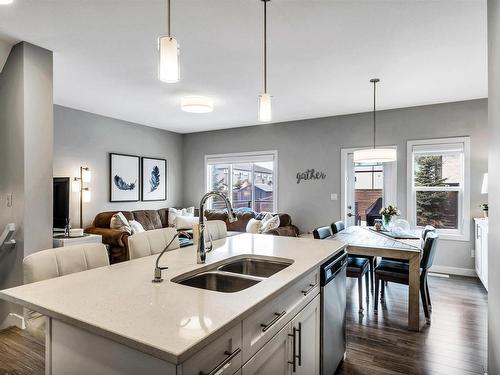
left=436, top=232, right=470, bottom=242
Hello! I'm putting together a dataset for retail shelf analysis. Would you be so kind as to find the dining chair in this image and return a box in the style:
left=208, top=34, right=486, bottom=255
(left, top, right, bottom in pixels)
left=374, top=232, right=439, bottom=324
left=324, top=222, right=370, bottom=313
left=193, top=220, right=228, bottom=244
left=312, top=225, right=332, bottom=239
left=332, top=221, right=376, bottom=292
left=128, top=227, right=180, bottom=260
left=23, top=243, right=110, bottom=341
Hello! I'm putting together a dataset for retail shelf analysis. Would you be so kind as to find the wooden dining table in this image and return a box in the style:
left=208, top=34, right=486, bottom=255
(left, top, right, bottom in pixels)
left=331, top=225, right=422, bottom=331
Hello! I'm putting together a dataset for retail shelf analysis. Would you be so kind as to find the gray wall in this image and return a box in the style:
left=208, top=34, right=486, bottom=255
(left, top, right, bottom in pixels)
left=488, top=0, right=500, bottom=373
left=53, top=106, right=184, bottom=228
left=0, top=42, right=53, bottom=324
left=183, top=99, right=488, bottom=273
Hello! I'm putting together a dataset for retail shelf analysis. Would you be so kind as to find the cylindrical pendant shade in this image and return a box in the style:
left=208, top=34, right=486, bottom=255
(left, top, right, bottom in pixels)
left=158, top=36, right=180, bottom=83
left=81, top=168, right=91, bottom=183
left=72, top=178, right=81, bottom=193
left=353, top=148, right=397, bottom=163
left=258, top=93, right=272, bottom=122
left=82, top=189, right=91, bottom=203
left=481, top=173, right=488, bottom=194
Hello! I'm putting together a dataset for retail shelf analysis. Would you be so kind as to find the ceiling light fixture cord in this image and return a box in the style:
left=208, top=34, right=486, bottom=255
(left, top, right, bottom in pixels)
left=263, top=0, right=268, bottom=93
left=370, top=78, right=380, bottom=149
left=167, top=0, right=171, bottom=37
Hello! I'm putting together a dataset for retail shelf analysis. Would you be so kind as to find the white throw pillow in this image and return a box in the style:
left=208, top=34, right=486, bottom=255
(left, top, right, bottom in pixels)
left=168, top=207, right=195, bottom=227
left=175, top=216, right=199, bottom=230
left=246, top=218, right=262, bottom=234
left=129, top=220, right=145, bottom=234
left=110, top=212, right=131, bottom=233
left=261, top=214, right=280, bottom=233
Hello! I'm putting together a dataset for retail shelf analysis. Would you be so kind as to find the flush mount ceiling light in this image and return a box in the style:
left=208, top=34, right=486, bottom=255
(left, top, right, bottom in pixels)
left=181, top=96, right=214, bottom=113
left=0, top=0, right=14, bottom=4
left=258, top=0, right=272, bottom=122
left=158, top=0, right=180, bottom=83
left=353, top=78, right=397, bottom=163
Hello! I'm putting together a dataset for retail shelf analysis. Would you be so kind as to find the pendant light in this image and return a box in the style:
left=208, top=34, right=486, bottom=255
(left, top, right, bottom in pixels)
left=353, top=78, right=397, bottom=163
left=158, top=0, right=180, bottom=83
left=258, top=0, right=272, bottom=122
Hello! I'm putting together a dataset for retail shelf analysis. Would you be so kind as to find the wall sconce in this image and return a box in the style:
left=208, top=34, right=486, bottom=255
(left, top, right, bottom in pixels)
left=73, top=166, right=91, bottom=228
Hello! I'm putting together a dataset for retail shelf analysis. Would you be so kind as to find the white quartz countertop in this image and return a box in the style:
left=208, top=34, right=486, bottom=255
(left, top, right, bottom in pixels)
left=0, top=233, right=346, bottom=364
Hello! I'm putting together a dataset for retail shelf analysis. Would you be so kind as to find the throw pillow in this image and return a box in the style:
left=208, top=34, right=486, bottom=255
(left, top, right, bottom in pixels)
left=246, top=218, right=262, bottom=234
left=261, top=214, right=280, bottom=233
left=175, top=216, right=199, bottom=230
left=129, top=220, right=145, bottom=235
left=110, top=212, right=131, bottom=234
left=168, top=207, right=195, bottom=227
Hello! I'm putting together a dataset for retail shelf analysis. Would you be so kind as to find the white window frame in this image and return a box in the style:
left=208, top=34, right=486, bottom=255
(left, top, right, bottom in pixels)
left=407, top=137, right=470, bottom=241
left=204, top=150, right=278, bottom=212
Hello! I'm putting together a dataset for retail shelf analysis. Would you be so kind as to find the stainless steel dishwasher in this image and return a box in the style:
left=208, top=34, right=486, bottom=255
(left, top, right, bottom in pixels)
left=320, top=249, right=348, bottom=375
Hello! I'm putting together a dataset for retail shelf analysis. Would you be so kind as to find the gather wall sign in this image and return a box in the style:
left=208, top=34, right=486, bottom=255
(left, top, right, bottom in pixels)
left=296, top=168, right=327, bottom=184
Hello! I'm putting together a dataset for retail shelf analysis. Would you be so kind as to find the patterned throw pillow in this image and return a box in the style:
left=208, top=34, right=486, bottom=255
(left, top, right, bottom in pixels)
left=246, top=218, right=262, bottom=234
left=110, top=212, right=131, bottom=234
left=261, top=213, right=280, bottom=233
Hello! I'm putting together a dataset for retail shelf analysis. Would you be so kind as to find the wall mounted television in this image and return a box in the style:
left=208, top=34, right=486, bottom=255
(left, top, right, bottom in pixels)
left=53, top=177, right=70, bottom=231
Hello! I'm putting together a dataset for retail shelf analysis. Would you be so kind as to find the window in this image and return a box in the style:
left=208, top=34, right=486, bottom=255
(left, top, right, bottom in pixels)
left=205, top=151, right=278, bottom=213
left=407, top=137, right=470, bottom=241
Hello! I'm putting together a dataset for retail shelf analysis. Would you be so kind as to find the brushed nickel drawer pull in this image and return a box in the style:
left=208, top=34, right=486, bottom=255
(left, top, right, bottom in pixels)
left=199, top=347, right=241, bottom=375
left=261, top=311, right=286, bottom=332
left=301, top=283, right=316, bottom=296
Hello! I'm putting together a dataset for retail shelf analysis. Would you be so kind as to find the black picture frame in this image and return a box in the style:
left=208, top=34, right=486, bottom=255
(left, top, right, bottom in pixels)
left=110, top=153, right=140, bottom=202
left=141, top=157, right=167, bottom=201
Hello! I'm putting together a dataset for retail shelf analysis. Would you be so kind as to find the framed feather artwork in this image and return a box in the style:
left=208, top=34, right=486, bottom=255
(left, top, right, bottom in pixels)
left=141, top=157, right=167, bottom=201
left=110, top=153, right=140, bottom=202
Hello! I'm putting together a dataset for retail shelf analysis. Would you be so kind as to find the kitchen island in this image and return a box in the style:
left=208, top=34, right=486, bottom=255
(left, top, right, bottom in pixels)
left=0, top=233, right=346, bottom=375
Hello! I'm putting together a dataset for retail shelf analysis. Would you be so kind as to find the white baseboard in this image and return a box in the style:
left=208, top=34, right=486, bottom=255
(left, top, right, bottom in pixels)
left=429, top=265, right=477, bottom=277
left=0, top=313, right=25, bottom=330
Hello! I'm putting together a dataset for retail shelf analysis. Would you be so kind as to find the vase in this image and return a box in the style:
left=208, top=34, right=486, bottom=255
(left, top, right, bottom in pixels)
left=483, top=210, right=488, bottom=218
left=382, top=215, right=393, bottom=230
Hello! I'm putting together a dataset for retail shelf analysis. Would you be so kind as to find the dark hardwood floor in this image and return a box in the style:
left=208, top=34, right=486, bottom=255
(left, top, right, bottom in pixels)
left=0, top=275, right=487, bottom=375
left=0, top=326, right=44, bottom=375
left=337, top=274, right=488, bottom=375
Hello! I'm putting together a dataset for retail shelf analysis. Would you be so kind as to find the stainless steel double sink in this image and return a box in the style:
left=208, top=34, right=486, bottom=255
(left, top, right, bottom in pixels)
left=172, top=256, right=294, bottom=293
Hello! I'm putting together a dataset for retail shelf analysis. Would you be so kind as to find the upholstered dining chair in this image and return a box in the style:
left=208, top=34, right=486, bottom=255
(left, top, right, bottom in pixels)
left=374, top=232, right=439, bottom=323
left=192, top=220, right=228, bottom=245
left=23, top=243, right=110, bottom=341
left=128, top=227, right=180, bottom=260
left=314, top=224, right=369, bottom=313
left=332, top=221, right=376, bottom=292
left=312, top=225, right=332, bottom=240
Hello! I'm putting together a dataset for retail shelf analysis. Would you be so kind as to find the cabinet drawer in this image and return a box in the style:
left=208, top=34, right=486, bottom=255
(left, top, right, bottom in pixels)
left=241, top=323, right=292, bottom=375
left=180, top=323, right=242, bottom=375
left=242, top=269, right=319, bottom=363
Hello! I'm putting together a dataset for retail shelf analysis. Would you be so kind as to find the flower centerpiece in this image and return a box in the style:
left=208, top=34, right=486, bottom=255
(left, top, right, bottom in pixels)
left=379, top=205, right=400, bottom=229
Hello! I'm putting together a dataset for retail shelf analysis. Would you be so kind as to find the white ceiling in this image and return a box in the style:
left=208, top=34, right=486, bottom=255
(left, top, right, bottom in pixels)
left=0, top=0, right=488, bottom=134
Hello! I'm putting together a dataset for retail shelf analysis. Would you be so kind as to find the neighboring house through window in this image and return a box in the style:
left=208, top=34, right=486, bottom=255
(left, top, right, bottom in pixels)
left=407, top=137, right=470, bottom=241
left=205, top=151, right=278, bottom=213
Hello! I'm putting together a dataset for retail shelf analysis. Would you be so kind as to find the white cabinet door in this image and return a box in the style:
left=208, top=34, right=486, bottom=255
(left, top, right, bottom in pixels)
left=481, top=223, right=488, bottom=290
left=475, top=221, right=482, bottom=277
left=242, top=323, right=291, bottom=375
left=291, top=295, right=320, bottom=375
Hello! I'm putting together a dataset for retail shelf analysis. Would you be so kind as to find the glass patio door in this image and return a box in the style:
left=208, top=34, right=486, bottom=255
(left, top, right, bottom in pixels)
left=342, top=147, right=397, bottom=227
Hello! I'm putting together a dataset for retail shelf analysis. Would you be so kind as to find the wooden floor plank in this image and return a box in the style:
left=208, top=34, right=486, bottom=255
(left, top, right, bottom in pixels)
left=337, top=275, right=488, bottom=375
